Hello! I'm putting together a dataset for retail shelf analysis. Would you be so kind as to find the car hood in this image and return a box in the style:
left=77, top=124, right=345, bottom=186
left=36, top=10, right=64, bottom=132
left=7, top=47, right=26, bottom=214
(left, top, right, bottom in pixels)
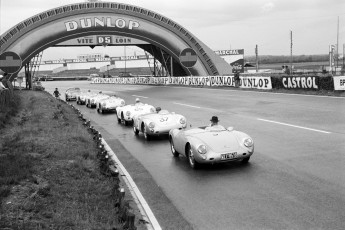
left=186, top=129, right=240, bottom=152
left=143, top=113, right=182, bottom=125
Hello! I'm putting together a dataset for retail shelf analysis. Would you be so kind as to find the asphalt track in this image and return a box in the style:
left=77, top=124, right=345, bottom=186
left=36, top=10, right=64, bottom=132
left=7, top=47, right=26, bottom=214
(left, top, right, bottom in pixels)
left=44, top=81, right=345, bottom=230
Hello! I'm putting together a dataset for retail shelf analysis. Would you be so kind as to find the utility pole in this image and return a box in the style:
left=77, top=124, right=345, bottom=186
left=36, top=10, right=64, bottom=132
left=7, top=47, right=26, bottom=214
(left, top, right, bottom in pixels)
left=342, top=43, right=345, bottom=70
left=255, top=44, right=258, bottom=73
left=290, top=30, right=293, bottom=75
left=336, top=16, right=339, bottom=75
left=124, top=46, right=127, bottom=74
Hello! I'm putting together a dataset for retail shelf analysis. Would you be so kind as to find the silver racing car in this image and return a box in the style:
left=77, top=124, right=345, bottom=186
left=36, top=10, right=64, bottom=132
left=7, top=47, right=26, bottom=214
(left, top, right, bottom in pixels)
left=169, top=125, right=254, bottom=169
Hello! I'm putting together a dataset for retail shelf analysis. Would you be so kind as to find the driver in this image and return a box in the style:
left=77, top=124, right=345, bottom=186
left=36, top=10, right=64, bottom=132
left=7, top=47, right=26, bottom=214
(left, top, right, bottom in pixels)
left=135, top=98, right=144, bottom=106
left=206, top=116, right=225, bottom=131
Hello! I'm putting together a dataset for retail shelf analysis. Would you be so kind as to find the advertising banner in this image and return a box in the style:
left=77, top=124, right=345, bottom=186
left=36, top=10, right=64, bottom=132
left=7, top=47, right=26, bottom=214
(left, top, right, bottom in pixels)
left=333, top=76, right=345, bottom=90
left=215, top=49, right=244, bottom=73
left=91, top=76, right=272, bottom=90
left=55, top=35, right=148, bottom=46
left=240, top=76, right=272, bottom=89
left=282, top=76, right=319, bottom=89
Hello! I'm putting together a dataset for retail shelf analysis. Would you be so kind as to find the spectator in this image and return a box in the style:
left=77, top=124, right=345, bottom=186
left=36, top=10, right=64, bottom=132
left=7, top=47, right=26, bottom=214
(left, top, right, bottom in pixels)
left=53, top=88, right=60, bottom=98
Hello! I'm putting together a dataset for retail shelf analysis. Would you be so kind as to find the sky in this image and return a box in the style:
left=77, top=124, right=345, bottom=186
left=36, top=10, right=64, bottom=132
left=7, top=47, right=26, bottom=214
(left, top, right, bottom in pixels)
left=1, top=0, right=345, bottom=61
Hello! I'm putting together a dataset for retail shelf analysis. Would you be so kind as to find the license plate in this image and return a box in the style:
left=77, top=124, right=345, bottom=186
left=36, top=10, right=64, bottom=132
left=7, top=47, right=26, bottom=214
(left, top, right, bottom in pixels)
left=221, top=152, right=237, bottom=160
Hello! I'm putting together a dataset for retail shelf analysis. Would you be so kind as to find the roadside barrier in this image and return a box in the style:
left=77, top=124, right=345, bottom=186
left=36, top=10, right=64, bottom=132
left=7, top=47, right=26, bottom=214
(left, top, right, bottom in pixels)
left=90, top=75, right=342, bottom=91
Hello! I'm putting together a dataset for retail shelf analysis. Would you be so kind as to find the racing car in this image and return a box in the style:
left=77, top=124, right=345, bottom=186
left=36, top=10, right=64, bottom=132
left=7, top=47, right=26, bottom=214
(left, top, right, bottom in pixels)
left=169, top=125, right=254, bottom=169
left=116, top=103, right=155, bottom=126
left=86, top=92, right=110, bottom=108
left=76, top=91, right=97, bottom=105
left=65, top=87, right=81, bottom=101
left=133, top=109, right=187, bottom=140
left=96, top=95, right=125, bottom=114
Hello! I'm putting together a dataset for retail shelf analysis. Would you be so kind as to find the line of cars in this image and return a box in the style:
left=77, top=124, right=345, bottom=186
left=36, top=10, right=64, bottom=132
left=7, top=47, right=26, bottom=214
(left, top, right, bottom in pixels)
left=65, top=87, right=255, bottom=169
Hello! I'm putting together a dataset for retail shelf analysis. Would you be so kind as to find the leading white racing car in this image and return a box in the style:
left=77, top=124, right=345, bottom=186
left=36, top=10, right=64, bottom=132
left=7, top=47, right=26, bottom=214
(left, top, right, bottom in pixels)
left=169, top=125, right=254, bottom=169
left=133, top=109, right=187, bottom=140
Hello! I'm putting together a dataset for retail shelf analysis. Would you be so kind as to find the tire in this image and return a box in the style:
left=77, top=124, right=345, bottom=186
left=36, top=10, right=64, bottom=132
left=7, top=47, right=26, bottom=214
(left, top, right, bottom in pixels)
left=123, top=120, right=129, bottom=126
left=187, top=144, right=200, bottom=169
left=242, top=156, right=250, bottom=164
left=133, top=126, right=139, bottom=135
left=170, top=138, right=179, bottom=157
left=143, top=126, right=151, bottom=141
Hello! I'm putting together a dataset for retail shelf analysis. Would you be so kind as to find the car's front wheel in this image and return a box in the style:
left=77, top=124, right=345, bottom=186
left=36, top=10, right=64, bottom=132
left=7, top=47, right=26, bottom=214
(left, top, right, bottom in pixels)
left=170, top=138, right=179, bottom=157
left=133, top=126, right=139, bottom=135
left=187, top=144, right=200, bottom=169
left=242, top=156, right=250, bottom=164
left=143, top=126, right=151, bottom=141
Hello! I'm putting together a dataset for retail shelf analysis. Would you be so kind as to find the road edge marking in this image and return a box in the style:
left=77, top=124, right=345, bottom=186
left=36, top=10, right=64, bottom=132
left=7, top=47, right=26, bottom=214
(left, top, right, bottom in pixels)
left=132, top=94, right=149, bottom=99
left=102, top=139, right=162, bottom=230
left=257, top=118, right=331, bottom=134
left=173, top=102, right=201, bottom=109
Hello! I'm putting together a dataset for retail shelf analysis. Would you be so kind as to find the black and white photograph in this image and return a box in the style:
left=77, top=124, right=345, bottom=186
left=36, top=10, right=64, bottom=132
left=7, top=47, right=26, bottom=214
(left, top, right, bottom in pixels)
left=1, top=0, right=345, bottom=229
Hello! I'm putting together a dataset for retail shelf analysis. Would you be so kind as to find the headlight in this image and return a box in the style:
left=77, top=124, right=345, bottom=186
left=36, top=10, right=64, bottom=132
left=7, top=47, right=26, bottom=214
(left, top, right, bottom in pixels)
left=102, top=103, right=106, bottom=107
left=121, top=100, right=125, bottom=105
left=148, top=122, right=155, bottom=128
left=91, top=99, right=95, bottom=103
left=179, top=117, right=186, bottom=124
left=244, top=138, right=253, bottom=147
left=126, top=111, right=131, bottom=116
left=197, top=145, right=207, bottom=154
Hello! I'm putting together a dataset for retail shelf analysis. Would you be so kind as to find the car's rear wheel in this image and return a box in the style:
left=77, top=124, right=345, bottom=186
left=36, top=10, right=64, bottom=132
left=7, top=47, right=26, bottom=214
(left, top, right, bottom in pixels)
left=143, top=126, right=151, bottom=141
left=242, top=156, right=250, bottom=164
left=133, top=126, right=139, bottom=135
left=187, top=144, right=199, bottom=169
left=170, top=138, right=179, bottom=157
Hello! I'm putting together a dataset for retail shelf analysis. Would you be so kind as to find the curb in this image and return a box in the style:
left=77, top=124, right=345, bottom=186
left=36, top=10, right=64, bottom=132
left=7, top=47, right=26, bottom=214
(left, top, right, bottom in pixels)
left=102, top=139, right=162, bottom=230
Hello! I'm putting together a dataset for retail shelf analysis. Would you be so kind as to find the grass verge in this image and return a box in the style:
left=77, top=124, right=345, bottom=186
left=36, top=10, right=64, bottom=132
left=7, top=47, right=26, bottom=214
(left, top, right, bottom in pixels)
left=0, top=90, right=141, bottom=229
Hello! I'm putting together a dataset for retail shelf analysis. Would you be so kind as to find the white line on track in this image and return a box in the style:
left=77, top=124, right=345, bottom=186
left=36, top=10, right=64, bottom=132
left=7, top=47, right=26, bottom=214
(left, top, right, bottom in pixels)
left=257, top=118, right=331, bottom=134
left=132, top=94, right=149, bottom=98
left=173, top=102, right=201, bottom=109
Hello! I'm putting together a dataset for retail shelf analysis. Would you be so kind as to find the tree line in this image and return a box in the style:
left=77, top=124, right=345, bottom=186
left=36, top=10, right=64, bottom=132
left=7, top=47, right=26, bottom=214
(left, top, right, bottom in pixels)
left=245, top=54, right=329, bottom=64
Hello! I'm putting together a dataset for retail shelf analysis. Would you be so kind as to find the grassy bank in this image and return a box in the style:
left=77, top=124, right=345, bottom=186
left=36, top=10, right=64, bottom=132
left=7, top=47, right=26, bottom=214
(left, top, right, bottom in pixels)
left=0, top=90, right=133, bottom=229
